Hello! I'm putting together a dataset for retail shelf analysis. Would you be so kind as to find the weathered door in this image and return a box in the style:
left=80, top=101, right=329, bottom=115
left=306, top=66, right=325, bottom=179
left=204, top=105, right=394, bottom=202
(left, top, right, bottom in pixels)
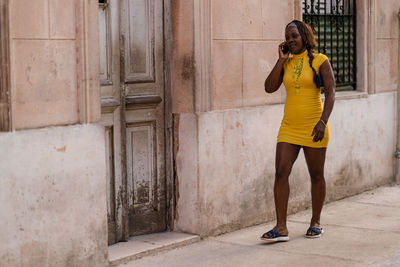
left=99, top=0, right=167, bottom=244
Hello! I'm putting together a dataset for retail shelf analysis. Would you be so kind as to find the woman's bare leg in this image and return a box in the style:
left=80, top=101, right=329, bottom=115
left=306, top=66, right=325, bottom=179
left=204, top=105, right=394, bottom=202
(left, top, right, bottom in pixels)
left=273, top=142, right=301, bottom=235
left=303, top=146, right=327, bottom=233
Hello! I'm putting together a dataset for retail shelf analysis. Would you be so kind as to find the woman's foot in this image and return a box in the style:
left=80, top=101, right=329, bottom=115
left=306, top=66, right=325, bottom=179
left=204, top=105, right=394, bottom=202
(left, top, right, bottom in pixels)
left=261, top=227, right=289, bottom=242
left=305, top=223, right=323, bottom=238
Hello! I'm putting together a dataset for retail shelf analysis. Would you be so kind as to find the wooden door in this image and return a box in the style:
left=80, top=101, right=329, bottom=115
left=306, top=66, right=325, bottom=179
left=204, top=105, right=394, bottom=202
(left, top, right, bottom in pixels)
left=99, top=0, right=167, bottom=244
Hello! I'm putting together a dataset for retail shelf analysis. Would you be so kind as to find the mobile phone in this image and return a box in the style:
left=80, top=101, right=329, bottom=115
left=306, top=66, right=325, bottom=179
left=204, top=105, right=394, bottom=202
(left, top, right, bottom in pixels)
left=281, top=44, right=289, bottom=54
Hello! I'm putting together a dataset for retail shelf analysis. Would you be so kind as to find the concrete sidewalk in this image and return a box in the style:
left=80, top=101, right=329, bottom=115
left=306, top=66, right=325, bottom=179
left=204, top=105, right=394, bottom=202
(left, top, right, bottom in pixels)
left=119, top=185, right=400, bottom=267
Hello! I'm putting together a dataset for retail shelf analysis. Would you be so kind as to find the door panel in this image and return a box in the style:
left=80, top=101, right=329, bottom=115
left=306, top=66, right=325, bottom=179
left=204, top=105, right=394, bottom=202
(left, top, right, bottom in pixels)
left=125, top=108, right=166, bottom=236
left=99, top=0, right=121, bottom=100
left=99, top=0, right=125, bottom=245
left=104, top=125, right=116, bottom=243
left=123, top=0, right=164, bottom=96
left=100, top=108, right=123, bottom=245
left=126, top=122, right=156, bottom=207
left=124, top=0, right=155, bottom=82
left=100, top=0, right=166, bottom=243
left=121, top=0, right=166, bottom=236
left=99, top=2, right=112, bottom=86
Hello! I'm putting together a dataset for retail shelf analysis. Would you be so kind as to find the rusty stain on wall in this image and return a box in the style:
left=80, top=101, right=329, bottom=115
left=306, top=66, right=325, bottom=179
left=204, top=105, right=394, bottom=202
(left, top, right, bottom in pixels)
left=56, top=146, right=66, bottom=152
left=171, top=0, right=195, bottom=113
left=181, top=54, right=194, bottom=81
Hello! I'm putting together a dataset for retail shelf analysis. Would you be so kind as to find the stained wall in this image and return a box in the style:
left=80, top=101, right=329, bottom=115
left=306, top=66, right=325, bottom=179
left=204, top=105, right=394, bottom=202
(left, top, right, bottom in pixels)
left=0, top=125, right=108, bottom=266
left=9, top=0, right=100, bottom=129
left=0, top=0, right=108, bottom=266
left=375, top=0, right=400, bottom=93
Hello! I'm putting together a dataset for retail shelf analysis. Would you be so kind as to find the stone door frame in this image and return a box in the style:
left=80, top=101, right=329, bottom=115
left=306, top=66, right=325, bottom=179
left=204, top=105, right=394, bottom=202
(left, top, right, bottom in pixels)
left=0, top=0, right=11, bottom=131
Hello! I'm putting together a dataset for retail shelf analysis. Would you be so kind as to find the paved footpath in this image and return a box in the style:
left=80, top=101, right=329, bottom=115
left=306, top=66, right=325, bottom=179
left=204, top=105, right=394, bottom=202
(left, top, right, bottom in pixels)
left=121, top=185, right=400, bottom=267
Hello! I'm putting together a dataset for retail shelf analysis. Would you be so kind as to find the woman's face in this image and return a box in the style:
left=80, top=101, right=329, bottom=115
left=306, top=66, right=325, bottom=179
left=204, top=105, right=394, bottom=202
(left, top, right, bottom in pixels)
left=285, top=26, right=305, bottom=54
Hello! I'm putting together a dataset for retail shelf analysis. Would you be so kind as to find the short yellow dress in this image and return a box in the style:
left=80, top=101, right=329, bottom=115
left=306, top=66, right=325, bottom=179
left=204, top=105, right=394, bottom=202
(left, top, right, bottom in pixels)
left=277, top=50, right=329, bottom=148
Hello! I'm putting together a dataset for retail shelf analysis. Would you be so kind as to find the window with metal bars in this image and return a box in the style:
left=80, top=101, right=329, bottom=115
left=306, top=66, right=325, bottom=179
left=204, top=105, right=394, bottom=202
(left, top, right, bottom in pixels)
left=303, top=0, right=356, bottom=91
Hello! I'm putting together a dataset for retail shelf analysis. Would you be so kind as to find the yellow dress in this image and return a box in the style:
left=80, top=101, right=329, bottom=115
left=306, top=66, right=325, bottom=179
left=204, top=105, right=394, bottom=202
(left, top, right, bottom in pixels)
left=277, top=50, right=329, bottom=148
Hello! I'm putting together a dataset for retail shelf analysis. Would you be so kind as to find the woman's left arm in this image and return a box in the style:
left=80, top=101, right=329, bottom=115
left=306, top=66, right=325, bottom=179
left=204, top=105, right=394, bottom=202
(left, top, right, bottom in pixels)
left=312, top=59, right=335, bottom=142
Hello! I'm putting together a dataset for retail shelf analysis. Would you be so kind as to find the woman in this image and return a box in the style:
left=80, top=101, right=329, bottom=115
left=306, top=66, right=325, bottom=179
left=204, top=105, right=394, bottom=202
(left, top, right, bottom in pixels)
left=261, top=20, right=335, bottom=241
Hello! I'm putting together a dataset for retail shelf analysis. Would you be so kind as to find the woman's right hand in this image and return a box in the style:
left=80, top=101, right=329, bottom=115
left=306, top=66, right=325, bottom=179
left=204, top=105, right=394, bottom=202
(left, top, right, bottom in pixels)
left=265, top=42, right=287, bottom=93
left=278, top=42, right=290, bottom=60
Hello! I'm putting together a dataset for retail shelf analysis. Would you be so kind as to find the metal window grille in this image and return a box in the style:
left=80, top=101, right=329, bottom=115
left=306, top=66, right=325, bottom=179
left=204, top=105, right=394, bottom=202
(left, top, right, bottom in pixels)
left=303, top=0, right=356, bottom=91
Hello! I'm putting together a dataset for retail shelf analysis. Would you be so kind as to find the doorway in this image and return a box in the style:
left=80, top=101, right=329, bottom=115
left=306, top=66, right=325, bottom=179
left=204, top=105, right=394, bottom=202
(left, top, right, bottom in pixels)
left=98, top=0, right=170, bottom=245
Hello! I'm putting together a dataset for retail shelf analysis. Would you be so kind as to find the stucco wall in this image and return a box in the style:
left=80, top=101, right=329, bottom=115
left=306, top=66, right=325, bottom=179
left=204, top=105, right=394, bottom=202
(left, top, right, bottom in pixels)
left=175, top=92, right=396, bottom=236
left=1, top=1, right=106, bottom=265
left=9, top=0, right=100, bottom=129
left=0, top=124, right=108, bottom=266
left=374, top=0, right=400, bottom=93
left=211, top=0, right=295, bottom=110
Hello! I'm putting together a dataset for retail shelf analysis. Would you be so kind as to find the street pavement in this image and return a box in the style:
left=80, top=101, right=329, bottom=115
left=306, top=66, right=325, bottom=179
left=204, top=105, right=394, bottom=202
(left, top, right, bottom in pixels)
left=120, top=185, right=400, bottom=267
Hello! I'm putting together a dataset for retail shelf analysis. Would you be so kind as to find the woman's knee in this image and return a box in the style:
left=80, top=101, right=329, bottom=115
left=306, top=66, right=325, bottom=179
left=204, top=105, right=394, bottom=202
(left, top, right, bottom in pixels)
left=310, top=172, right=325, bottom=183
left=275, top=166, right=291, bottom=181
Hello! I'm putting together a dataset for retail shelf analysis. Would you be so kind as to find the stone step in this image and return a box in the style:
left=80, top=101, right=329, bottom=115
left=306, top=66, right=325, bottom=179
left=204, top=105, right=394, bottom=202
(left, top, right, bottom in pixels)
left=108, top=231, right=200, bottom=266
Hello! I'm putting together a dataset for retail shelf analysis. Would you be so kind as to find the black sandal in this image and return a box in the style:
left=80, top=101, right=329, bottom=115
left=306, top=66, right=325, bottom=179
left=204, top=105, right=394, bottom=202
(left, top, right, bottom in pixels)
left=260, top=229, right=289, bottom=242
left=305, top=226, right=324, bottom=238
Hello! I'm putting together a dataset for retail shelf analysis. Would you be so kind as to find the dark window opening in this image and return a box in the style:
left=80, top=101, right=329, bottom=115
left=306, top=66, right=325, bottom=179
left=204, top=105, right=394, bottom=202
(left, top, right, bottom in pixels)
left=303, top=0, right=357, bottom=91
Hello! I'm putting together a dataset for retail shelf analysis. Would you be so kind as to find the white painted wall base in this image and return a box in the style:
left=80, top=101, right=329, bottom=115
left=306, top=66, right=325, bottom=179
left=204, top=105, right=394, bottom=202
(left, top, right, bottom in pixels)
left=175, top=92, right=396, bottom=236
left=0, top=124, right=108, bottom=266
